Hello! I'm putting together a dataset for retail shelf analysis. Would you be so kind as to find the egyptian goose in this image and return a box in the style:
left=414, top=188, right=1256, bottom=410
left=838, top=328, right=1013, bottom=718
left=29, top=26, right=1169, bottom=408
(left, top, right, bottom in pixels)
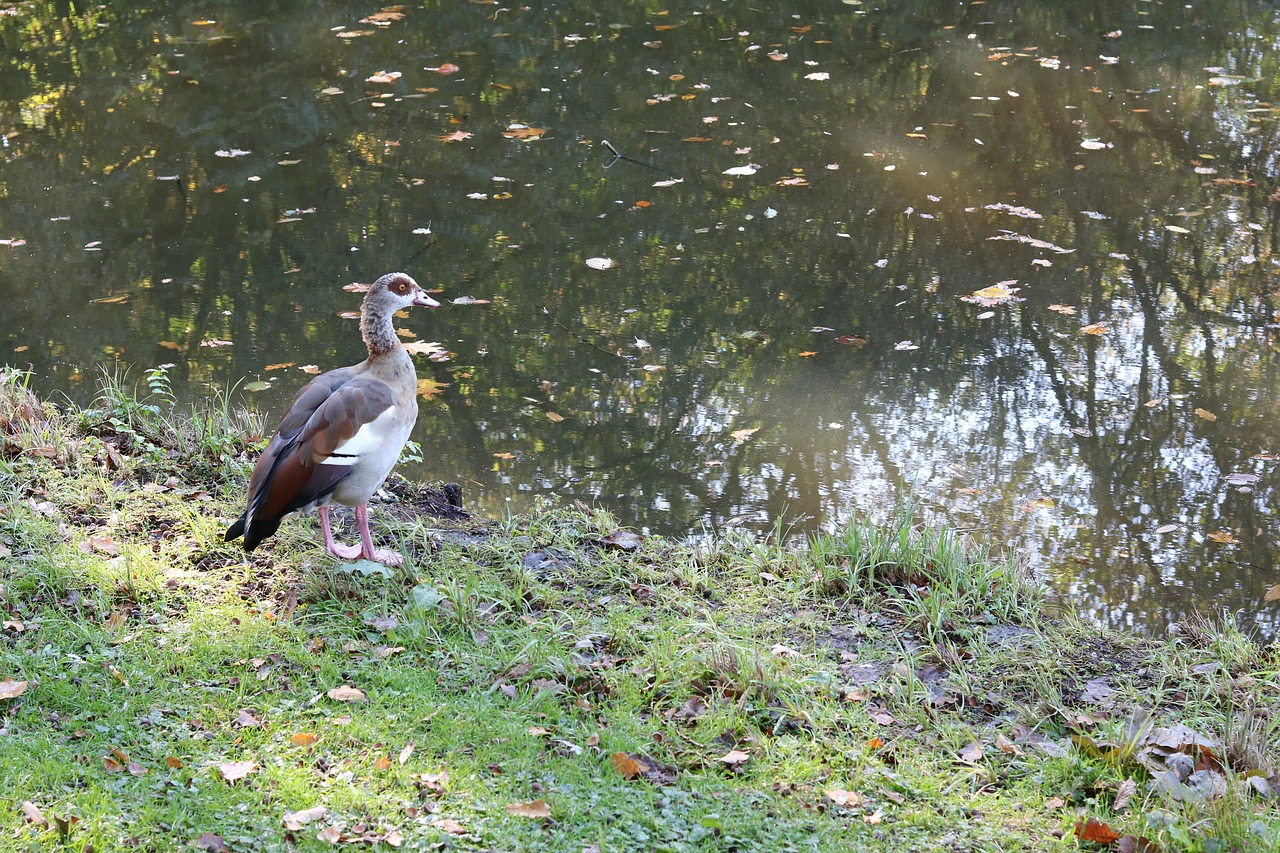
left=224, top=272, right=439, bottom=566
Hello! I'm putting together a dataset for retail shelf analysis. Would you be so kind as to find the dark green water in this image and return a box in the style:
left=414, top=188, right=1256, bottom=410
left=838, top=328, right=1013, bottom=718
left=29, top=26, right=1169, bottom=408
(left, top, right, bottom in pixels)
left=3, top=0, right=1278, bottom=637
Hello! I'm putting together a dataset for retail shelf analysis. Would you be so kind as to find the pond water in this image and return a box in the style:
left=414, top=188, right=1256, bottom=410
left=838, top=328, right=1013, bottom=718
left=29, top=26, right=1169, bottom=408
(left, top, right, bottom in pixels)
left=2, top=0, right=1278, bottom=638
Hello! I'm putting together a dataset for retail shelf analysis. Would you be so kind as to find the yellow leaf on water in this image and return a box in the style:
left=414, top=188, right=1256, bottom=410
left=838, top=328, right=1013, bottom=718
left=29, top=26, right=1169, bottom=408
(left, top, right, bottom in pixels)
left=545, top=412, right=565, bottom=423
left=1081, top=322, right=1109, bottom=335
left=1194, top=408, right=1217, bottom=422
left=730, top=427, right=760, bottom=444
left=417, top=378, right=448, bottom=400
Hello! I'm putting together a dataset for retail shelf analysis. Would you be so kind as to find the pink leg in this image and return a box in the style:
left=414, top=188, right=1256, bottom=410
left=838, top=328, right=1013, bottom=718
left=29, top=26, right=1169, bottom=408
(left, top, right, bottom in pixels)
left=318, top=505, right=362, bottom=560
left=354, top=504, right=405, bottom=566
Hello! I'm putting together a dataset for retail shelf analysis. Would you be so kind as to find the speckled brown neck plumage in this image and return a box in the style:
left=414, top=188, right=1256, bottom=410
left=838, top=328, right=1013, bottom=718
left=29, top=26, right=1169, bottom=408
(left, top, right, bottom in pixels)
left=360, top=290, right=402, bottom=358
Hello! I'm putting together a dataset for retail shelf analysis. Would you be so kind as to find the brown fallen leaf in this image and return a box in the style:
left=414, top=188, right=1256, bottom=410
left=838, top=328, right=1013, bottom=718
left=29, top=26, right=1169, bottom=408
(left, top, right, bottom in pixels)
left=291, top=732, right=320, bottom=747
left=399, top=741, right=415, bottom=765
left=0, top=678, right=28, bottom=700
left=730, top=427, right=760, bottom=443
left=21, top=801, right=46, bottom=826
left=958, top=741, right=984, bottom=764
left=1194, top=408, right=1217, bottom=422
left=717, top=749, right=750, bottom=767
left=1113, top=777, right=1137, bottom=812
left=326, top=685, right=366, bottom=702
left=545, top=411, right=565, bottom=423
left=1265, top=584, right=1280, bottom=603
left=611, top=752, right=650, bottom=779
left=1075, top=818, right=1122, bottom=844
left=234, top=708, right=263, bottom=728
left=283, top=806, right=329, bottom=831
left=432, top=818, right=467, bottom=835
left=1081, top=322, right=1110, bottom=335
left=995, top=734, right=1024, bottom=756
left=825, top=788, right=863, bottom=807
left=218, top=760, right=258, bottom=784
left=193, top=833, right=228, bottom=852
left=374, top=755, right=393, bottom=772
left=166, top=756, right=184, bottom=769
left=506, top=799, right=551, bottom=818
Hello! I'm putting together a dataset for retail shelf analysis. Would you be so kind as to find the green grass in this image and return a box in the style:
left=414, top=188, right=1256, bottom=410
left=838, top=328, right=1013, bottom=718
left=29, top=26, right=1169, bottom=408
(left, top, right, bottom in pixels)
left=1, top=367, right=1277, bottom=851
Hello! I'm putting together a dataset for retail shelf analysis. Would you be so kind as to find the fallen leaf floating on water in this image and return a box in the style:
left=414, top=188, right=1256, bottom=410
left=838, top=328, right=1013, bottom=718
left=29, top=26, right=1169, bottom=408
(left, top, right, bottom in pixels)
left=362, top=8, right=406, bottom=25
left=1166, top=225, right=1191, bottom=234
left=836, top=334, right=868, bottom=348
left=963, top=281, right=1019, bottom=305
left=214, top=148, right=251, bottom=158
left=1048, top=304, right=1076, bottom=315
left=365, top=71, right=401, bottom=83
left=585, top=257, right=614, bottom=270
left=986, top=232, right=1075, bottom=253
left=1265, top=584, right=1280, bottom=603
left=403, top=340, right=447, bottom=356
left=417, top=378, right=447, bottom=401
left=502, top=124, right=544, bottom=140
left=894, top=340, right=920, bottom=350
left=1154, top=524, right=1178, bottom=534
left=545, top=411, right=565, bottom=423
left=1081, top=322, right=1109, bottom=335
left=1207, top=531, right=1239, bottom=544
left=439, top=130, right=472, bottom=143
left=723, top=164, right=759, bottom=176
left=983, top=202, right=1043, bottom=219
left=506, top=799, right=551, bottom=818
left=730, top=427, right=760, bottom=444
left=1193, top=408, right=1217, bottom=422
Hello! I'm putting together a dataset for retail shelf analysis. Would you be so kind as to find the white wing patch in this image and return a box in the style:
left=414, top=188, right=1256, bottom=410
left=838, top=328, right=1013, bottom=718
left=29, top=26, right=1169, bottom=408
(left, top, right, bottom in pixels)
left=317, top=405, right=398, bottom=466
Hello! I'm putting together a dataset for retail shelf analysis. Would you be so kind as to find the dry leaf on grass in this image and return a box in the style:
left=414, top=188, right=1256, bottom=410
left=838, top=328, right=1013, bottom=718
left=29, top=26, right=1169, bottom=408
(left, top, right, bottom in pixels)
left=218, top=761, right=258, bottom=784
left=326, top=685, right=366, bottom=702
left=506, top=799, right=551, bottom=818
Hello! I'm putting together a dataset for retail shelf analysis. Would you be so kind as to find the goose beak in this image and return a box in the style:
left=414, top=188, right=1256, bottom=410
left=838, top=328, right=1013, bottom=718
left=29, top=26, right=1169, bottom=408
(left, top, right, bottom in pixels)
left=415, top=290, right=441, bottom=308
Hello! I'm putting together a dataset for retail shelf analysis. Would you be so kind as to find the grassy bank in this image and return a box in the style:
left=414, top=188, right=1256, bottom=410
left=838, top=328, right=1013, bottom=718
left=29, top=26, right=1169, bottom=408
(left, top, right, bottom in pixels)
left=1, top=367, right=1277, bottom=852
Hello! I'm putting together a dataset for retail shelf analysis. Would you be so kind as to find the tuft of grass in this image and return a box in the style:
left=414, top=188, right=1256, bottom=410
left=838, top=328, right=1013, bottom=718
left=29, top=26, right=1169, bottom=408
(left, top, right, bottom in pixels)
left=0, top=373, right=1277, bottom=852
